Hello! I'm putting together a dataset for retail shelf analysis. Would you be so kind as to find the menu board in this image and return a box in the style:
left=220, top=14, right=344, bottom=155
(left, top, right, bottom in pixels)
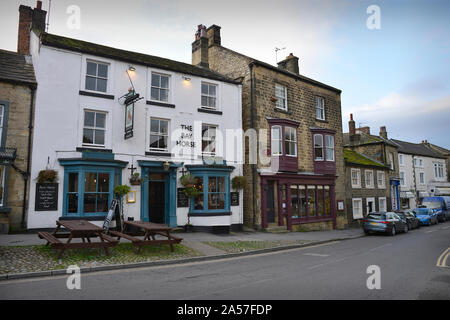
left=35, top=183, right=58, bottom=211
left=231, top=192, right=240, bottom=206
left=177, top=188, right=189, bottom=207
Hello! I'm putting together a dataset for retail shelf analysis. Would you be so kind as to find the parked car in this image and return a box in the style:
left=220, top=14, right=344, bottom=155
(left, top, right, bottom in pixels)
left=412, top=207, right=438, bottom=226
left=395, top=210, right=420, bottom=229
left=363, top=212, right=409, bottom=236
left=421, top=196, right=450, bottom=222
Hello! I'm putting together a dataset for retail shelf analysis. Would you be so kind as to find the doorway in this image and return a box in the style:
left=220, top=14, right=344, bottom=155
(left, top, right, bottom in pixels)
left=266, top=181, right=276, bottom=224
left=366, top=197, right=375, bottom=215
left=149, top=180, right=165, bottom=223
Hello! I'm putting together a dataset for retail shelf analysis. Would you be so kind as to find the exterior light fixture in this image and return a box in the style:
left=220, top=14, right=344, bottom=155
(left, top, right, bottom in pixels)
left=163, top=160, right=170, bottom=171
left=183, top=76, right=191, bottom=81
left=128, top=65, right=136, bottom=72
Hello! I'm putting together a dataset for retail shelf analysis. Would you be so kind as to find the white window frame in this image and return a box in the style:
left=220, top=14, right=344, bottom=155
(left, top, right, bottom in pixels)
left=352, top=198, right=363, bottom=219
left=325, top=135, right=335, bottom=161
left=365, top=170, right=374, bottom=189
left=84, top=60, right=109, bottom=93
left=378, top=197, right=387, bottom=212
left=82, top=110, right=107, bottom=148
left=314, top=134, right=324, bottom=161
left=377, top=171, right=386, bottom=189
left=149, top=117, right=170, bottom=152
left=201, top=82, right=218, bottom=110
left=419, top=171, right=425, bottom=185
left=0, top=104, right=3, bottom=147
left=275, top=84, right=287, bottom=111
left=0, top=165, right=5, bottom=206
left=351, top=168, right=361, bottom=188
left=389, top=153, right=394, bottom=170
left=150, top=72, right=171, bottom=103
left=201, top=123, right=217, bottom=156
left=315, top=96, right=325, bottom=120
left=398, top=154, right=404, bottom=166
left=285, top=126, right=297, bottom=157
left=271, top=125, right=283, bottom=156
left=400, top=171, right=406, bottom=186
left=434, top=162, right=444, bottom=180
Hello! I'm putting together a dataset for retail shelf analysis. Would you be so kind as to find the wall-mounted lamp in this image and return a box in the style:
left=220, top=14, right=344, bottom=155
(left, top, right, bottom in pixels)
left=183, top=76, right=191, bottom=81
left=163, top=160, right=170, bottom=171
left=128, top=65, right=136, bottom=72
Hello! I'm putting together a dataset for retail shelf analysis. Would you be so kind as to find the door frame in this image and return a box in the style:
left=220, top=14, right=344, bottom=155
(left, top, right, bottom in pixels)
left=148, top=178, right=167, bottom=224
left=366, top=197, right=375, bottom=215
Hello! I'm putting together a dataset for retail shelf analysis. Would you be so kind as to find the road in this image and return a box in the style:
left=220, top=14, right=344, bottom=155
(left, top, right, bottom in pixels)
left=0, top=223, right=449, bottom=300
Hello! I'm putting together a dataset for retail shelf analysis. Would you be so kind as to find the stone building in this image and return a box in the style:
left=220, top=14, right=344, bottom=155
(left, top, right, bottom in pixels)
left=191, top=25, right=346, bottom=231
left=0, top=49, right=37, bottom=233
left=343, top=115, right=401, bottom=218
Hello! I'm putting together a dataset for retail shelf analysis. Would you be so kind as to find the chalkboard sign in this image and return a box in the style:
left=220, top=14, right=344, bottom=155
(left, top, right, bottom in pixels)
left=103, top=199, right=120, bottom=233
left=231, top=192, right=240, bottom=206
left=177, top=188, right=189, bottom=207
left=35, top=183, right=58, bottom=211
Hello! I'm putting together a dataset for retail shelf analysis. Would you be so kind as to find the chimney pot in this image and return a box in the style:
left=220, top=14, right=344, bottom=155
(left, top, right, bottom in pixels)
left=277, top=53, right=299, bottom=75
left=349, top=114, right=356, bottom=136
left=36, top=1, right=42, bottom=9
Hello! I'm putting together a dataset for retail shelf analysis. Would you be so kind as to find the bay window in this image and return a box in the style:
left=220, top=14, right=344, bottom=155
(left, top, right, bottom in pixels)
left=314, top=134, right=323, bottom=160
left=271, top=126, right=282, bottom=156
left=285, top=127, right=297, bottom=156
left=311, top=128, right=336, bottom=174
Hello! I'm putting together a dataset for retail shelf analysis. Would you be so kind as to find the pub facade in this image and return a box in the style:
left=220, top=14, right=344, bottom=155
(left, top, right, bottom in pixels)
left=21, top=3, right=244, bottom=232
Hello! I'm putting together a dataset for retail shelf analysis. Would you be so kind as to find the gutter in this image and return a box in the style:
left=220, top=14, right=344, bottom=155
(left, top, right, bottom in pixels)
left=249, top=63, right=257, bottom=230
left=20, top=86, right=35, bottom=229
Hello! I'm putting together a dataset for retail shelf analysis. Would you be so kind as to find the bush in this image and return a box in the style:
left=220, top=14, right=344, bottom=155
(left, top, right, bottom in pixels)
left=114, top=185, right=131, bottom=197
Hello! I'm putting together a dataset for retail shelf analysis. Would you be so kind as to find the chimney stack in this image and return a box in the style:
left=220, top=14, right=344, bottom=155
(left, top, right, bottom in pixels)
left=379, top=126, right=387, bottom=139
left=192, top=24, right=209, bottom=68
left=277, top=53, right=299, bottom=75
left=206, top=25, right=221, bottom=47
left=349, top=114, right=356, bottom=136
left=17, top=1, right=47, bottom=55
left=356, top=126, right=370, bottom=135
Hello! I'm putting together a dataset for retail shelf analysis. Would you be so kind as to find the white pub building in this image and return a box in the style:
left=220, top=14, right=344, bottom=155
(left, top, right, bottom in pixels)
left=20, top=3, right=244, bottom=232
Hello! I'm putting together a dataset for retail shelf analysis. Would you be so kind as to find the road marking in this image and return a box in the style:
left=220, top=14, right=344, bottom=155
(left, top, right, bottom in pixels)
left=303, top=253, right=330, bottom=257
left=426, top=230, right=438, bottom=233
left=436, top=247, right=450, bottom=268
left=369, top=243, right=392, bottom=251
left=441, top=226, right=450, bottom=230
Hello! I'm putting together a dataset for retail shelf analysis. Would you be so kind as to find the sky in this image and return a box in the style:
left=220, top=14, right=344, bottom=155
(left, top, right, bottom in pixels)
left=1, top=0, right=450, bottom=148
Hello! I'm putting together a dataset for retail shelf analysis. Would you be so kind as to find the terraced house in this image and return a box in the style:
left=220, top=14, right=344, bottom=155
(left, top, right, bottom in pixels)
left=19, top=3, right=244, bottom=233
left=343, top=115, right=401, bottom=220
left=191, top=25, right=346, bottom=231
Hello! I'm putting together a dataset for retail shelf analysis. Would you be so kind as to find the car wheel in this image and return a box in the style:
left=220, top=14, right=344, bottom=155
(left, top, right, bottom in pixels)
left=404, top=224, right=409, bottom=233
left=390, top=226, right=396, bottom=236
left=364, top=230, right=370, bottom=235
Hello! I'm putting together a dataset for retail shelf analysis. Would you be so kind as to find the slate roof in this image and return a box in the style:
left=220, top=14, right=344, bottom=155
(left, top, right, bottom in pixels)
left=0, top=49, right=37, bottom=87
left=426, top=143, right=450, bottom=156
left=390, top=139, right=446, bottom=159
left=41, top=33, right=240, bottom=85
left=344, top=148, right=389, bottom=169
left=343, top=132, right=397, bottom=147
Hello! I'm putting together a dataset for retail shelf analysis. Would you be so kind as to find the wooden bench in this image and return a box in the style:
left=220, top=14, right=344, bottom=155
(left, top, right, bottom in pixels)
left=38, top=232, right=63, bottom=248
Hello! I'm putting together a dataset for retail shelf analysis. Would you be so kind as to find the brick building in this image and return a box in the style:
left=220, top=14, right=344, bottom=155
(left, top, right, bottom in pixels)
left=343, top=115, right=401, bottom=220
left=0, top=49, right=37, bottom=233
left=191, top=25, right=346, bottom=231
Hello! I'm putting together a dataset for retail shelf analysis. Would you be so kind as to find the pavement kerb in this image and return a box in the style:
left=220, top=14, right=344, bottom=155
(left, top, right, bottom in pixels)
left=0, top=235, right=364, bottom=281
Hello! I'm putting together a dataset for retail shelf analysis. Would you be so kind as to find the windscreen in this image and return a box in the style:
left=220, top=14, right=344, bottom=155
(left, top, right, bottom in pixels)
left=422, top=201, right=441, bottom=209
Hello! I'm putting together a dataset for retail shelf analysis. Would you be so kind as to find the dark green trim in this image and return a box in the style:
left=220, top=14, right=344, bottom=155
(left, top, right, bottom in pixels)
left=58, top=158, right=128, bottom=168
left=197, top=108, right=223, bottom=115
left=0, top=100, right=10, bottom=148
left=146, top=100, right=175, bottom=108
left=79, top=90, right=115, bottom=100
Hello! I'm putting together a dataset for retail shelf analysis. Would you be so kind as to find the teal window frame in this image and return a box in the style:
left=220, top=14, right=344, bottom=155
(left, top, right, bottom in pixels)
left=187, top=166, right=233, bottom=214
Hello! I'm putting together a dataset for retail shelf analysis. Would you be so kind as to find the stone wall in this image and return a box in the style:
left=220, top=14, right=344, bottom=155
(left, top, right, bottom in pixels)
left=0, top=82, right=34, bottom=232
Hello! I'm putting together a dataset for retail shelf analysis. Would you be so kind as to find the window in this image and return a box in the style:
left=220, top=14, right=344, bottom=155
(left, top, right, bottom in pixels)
left=201, top=82, right=217, bottom=109
left=389, top=153, right=394, bottom=170
left=379, top=197, right=387, bottom=212
left=151, top=73, right=170, bottom=102
left=85, top=61, right=108, bottom=92
left=351, top=168, right=361, bottom=188
left=0, top=165, right=5, bottom=206
left=314, top=134, right=323, bottom=160
left=400, top=171, right=405, bottom=186
left=208, top=176, right=226, bottom=210
left=325, top=135, right=334, bottom=161
left=315, top=96, right=325, bottom=120
left=0, top=104, right=3, bottom=147
left=271, top=126, right=283, bottom=156
left=83, top=111, right=106, bottom=147
left=284, top=127, right=297, bottom=156
left=352, top=198, right=363, bottom=219
left=414, top=158, right=424, bottom=167
left=377, top=171, right=386, bottom=189
left=83, top=172, right=110, bottom=214
left=365, top=170, right=374, bottom=188
left=419, top=172, right=425, bottom=184
left=202, top=124, right=217, bottom=155
left=275, top=84, right=287, bottom=110
left=150, top=118, right=169, bottom=151
left=399, top=154, right=404, bottom=166
left=434, top=163, right=444, bottom=179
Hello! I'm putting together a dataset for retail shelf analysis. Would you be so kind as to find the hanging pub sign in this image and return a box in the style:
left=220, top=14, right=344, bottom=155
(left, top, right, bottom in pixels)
left=124, top=103, right=134, bottom=139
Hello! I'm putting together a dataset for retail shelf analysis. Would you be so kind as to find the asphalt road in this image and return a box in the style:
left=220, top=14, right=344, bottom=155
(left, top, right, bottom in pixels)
left=1, top=223, right=449, bottom=300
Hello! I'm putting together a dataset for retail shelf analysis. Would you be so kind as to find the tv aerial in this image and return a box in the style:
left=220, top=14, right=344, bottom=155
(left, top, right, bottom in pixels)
left=275, top=47, right=286, bottom=63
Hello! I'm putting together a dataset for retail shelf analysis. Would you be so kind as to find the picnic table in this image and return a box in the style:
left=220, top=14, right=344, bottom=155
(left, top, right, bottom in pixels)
left=110, top=221, right=182, bottom=254
left=38, top=220, right=118, bottom=259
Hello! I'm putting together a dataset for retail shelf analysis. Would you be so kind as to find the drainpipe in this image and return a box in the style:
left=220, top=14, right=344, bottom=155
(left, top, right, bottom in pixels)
left=20, top=86, right=35, bottom=229
left=249, top=63, right=257, bottom=230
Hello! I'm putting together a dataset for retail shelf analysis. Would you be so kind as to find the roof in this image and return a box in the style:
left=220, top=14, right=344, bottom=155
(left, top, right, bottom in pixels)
left=344, top=148, right=389, bottom=168
left=343, top=132, right=397, bottom=147
left=426, top=143, right=450, bottom=156
left=41, top=33, right=240, bottom=85
left=0, top=49, right=36, bottom=87
left=390, top=139, right=446, bottom=159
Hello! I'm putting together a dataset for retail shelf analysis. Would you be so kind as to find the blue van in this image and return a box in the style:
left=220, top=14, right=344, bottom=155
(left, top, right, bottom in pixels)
left=421, top=196, right=450, bottom=222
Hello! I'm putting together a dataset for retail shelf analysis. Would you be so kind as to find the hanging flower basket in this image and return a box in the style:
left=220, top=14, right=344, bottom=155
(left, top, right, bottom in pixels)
left=180, top=174, right=197, bottom=188
left=129, top=172, right=142, bottom=185
left=232, top=176, right=247, bottom=190
left=37, top=169, right=58, bottom=184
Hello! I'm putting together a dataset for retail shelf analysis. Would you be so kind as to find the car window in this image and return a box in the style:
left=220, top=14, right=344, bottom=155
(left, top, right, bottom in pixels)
left=367, top=214, right=384, bottom=220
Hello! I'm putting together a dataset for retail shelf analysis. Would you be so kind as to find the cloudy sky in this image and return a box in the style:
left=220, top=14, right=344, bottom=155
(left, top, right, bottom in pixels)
left=1, top=0, right=450, bottom=148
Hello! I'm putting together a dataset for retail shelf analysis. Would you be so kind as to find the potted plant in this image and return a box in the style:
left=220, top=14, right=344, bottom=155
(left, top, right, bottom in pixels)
left=113, top=184, right=131, bottom=229
left=231, top=176, right=247, bottom=190
left=37, top=169, right=58, bottom=184
left=270, top=96, right=278, bottom=103
left=129, top=172, right=142, bottom=185
left=180, top=174, right=197, bottom=188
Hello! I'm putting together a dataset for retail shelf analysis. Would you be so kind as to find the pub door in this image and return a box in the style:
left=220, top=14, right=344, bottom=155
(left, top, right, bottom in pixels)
left=149, top=181, right=165, bottom=223
left=266, top=181, right=276, bottom=224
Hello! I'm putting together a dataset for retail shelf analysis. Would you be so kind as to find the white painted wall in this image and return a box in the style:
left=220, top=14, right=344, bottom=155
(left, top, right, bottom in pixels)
left=27, top=38, right=243, bottom=229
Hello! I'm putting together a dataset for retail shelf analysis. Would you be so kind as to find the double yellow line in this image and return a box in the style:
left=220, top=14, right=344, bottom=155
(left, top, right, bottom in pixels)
left=436, top=247, right=450, bottom=268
